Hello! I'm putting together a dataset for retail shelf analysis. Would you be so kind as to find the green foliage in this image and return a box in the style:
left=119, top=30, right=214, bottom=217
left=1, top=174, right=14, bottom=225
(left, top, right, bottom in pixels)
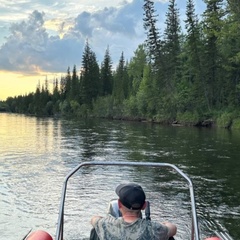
left=143, top=0, right=162, bottom=64
left=92, top=96, right=114, bottom=118
left=59, top=100, right=71, bottom=115
left=123, top=96, right=140, bottom=118
left=78, top=104, right=90, bottom=118
left=0, top=101, right=7, bottom=111
left=164, top=0, right=181, bottom=65
left=128, top=45, right=147, bottom=96
left=112, top=52, right=126, bottom=102
left=176, top=111, right=200, bottom=125
left=45, top=101, right=54, bottom=116
left=136, top=65, right=154, bottom=117
left=232, top=118, right=240, bottom=129
left=70, top=100, right=81, bottom=114
left=80, top=41, right=100, bottom=106
left=216, top=112, right=233, bottom=128
left=100, top=47, right=113, bottom=96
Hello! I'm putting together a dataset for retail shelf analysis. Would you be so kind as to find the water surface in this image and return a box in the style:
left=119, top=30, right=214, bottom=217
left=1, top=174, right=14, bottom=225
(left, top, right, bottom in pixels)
left=0, top=113, right=239, bottom=239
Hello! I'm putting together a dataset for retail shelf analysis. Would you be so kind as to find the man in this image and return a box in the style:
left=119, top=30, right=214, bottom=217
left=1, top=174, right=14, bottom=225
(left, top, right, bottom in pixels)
left=91, top=183, right=177, bottom=239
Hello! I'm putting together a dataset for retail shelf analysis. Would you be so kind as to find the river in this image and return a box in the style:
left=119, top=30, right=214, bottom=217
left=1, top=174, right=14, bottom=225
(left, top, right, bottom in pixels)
left=0, top=113, right=239, bottom=240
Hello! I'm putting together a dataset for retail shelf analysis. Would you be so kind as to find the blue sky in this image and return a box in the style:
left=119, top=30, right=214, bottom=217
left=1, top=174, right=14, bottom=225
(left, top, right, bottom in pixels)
left=0, top=0, right=206, bottom=100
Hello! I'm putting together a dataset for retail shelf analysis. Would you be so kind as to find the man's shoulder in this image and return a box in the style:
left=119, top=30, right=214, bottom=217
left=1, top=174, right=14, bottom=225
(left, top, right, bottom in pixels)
left=97, top=215, right=121, bottom=225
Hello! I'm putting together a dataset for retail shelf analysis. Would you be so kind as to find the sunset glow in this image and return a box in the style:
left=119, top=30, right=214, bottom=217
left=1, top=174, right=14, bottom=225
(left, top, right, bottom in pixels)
left=0, top=71, right=62, bottom=100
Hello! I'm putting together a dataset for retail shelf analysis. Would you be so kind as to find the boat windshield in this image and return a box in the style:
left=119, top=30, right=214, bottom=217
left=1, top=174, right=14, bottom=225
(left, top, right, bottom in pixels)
left=55, top=161, right=200, bottom=240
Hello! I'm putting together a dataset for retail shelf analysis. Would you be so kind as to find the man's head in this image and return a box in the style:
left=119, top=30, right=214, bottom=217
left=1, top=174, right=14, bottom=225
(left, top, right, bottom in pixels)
left=115, top=183, right=146, bottom=210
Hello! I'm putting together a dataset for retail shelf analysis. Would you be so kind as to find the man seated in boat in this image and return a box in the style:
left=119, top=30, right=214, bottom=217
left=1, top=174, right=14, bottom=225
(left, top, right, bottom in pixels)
left=91, top=183, right=177, bottom=239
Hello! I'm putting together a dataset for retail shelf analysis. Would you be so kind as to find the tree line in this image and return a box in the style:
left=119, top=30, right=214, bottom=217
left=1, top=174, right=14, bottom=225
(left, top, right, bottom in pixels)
left=5, top=0, right=240, bottom=127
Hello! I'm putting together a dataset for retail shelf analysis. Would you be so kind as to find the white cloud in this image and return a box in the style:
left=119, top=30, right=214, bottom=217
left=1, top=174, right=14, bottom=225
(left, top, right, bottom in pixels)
left=0, top=0, right=205, bottom=75
left=0, top=0, right=147, bottom=74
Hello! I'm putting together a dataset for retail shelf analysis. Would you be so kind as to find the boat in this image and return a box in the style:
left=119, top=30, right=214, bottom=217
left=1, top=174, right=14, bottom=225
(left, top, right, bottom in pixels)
left=23, top=161, right=233, bottom=240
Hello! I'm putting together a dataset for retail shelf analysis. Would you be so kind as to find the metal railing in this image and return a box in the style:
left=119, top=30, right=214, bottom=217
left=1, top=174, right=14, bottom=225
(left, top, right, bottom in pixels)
left=55, top=161, right=200, bottom=240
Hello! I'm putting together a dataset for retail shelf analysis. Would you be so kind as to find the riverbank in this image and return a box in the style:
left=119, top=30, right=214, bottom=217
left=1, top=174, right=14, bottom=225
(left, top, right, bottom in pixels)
left=109, top=111, right=240, bottom=130
left=0, top=101, right=7, bottom=112
left=2, top=98, right=240, bottom=130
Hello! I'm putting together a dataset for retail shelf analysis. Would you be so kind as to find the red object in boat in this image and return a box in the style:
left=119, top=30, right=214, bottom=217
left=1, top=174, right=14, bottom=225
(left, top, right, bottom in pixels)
left=26, top=230, right=53, bottom=240
left=204, top=237, right=221, bottom=240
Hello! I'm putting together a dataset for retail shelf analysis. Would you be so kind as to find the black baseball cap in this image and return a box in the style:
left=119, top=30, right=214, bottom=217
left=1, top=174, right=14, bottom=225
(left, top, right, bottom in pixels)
left=115, top=183, right=146, bottom=210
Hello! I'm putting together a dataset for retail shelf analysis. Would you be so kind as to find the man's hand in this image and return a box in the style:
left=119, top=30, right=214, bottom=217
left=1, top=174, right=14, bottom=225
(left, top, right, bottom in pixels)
left=162, top=221, right=177, bottom=237
left=91, top=216, right=103, bottom=226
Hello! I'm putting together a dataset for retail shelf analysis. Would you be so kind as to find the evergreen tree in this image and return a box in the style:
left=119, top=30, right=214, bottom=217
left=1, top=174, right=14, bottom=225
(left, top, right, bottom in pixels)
left=163, top=0, right=181, bottom=92
left=218, top=0, right=240, bottom=106
left=100, top=47, right=113, bottom=96
left=136, top=64, right=156, bottom=116
left=33, top=82, right=42, bottom=115
left=184, top=0, right=209, bottom=111
left=143, top=0, right=166, bottom=117
left=70, top=65, right=79, bottom=101
left=65, top=67, right=72, bottom=100
left=202, top=0, right=225, bottom=108
left=52, top=78, right=60, bottom=108
left=143, top=0, right=162, bottom=65
left=113, top=52, right=128, bottom=102
left=59, top=76, right=65, bottom=100
left=128, top=44, right=147, bottom=96
left=80, top=41, right=100, bottom=106
left=59, top=67, right=71, bottom=100
left=123, top=61, right=130, bottom=99
left=164, top=0, right=181, bottom=60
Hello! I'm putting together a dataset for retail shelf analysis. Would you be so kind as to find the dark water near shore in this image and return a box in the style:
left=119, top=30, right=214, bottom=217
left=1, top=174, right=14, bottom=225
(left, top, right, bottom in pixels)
left=0, top=113, right=239, bottom=239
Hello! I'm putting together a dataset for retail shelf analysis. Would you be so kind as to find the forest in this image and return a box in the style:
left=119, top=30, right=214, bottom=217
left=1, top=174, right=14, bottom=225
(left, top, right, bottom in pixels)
left=4, top=0, right=240, bottom=128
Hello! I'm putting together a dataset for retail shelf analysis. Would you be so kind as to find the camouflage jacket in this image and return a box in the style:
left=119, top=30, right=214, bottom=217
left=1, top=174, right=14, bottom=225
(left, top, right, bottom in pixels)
left=93, top=215, right=169, bottom=240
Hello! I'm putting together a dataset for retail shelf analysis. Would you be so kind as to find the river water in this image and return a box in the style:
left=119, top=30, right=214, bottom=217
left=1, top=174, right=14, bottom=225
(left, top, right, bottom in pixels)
left=0, top=113, right=239, bottom=240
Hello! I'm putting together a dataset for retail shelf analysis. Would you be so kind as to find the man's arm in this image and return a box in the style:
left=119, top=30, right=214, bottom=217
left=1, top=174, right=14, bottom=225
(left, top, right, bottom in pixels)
left=162, top=222, right=177, bottom=237
left=91, top=216, right=103, bottom=226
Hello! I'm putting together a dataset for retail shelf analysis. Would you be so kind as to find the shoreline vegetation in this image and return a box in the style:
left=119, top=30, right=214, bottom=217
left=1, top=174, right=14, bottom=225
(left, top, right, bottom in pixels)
left=2, top=0, right=240, bottom=130
left=1, top=99, right=240, bottom=130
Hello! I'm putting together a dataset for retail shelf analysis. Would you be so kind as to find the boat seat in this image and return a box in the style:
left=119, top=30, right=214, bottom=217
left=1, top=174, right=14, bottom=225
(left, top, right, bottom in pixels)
left=89, top=228, right=100, bottom=240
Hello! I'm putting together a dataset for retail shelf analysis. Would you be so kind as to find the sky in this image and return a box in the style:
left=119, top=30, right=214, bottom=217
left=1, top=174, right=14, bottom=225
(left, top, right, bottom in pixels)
left=0, top=0, right=206, bottom=101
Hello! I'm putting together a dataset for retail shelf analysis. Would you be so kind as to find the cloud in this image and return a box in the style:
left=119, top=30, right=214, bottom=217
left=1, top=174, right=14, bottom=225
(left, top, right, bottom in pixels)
left=0, top=11, right=46, bottom=72
left=0, top=0, right=147, bottom=75
left=0, top=10, right=85, bottom=74
left=1, top=0, right=198, bottom=75
left=73, top=2, right=142, bottom=38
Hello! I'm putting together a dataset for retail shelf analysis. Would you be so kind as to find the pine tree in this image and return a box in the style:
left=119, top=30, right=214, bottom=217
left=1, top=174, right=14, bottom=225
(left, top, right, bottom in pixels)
left=163, top=0, right=181, bottom=91
left=65, top=67, right=72, bottom=100
left=33, top=81, right=43, bottom=115
left=70, top=65, right=79, bottom=101
left=143, top=0, right=162, bottom=65
left=100, top=47, right=113, bottom=96
left=184, top=0, right=210, bottom=111
left=80, top=41, right=100, bottom=106
left=143, top=0, right=166, bottom=116
left=113, top=52, right=127, bottom=102
left=128, top=44, right=147, bottom=96
left=164, top=0, right=181, bottom=59
left=60, top=67, right=71, bottom=100
left=52, top=78, right=60, bottom=103
left=202, top=0, right=225, bottom=108
left=60, top=76, right=66, bottom=100
left=218, top=0, right=240, bottom=106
